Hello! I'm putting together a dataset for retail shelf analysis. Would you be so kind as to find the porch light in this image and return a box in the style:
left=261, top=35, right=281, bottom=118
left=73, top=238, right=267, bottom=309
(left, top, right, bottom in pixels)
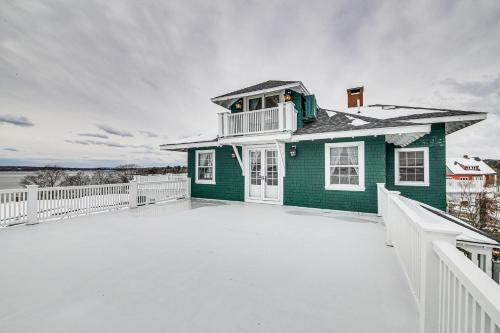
left=231, top=152, right=237, bottom=159
left=289, top=146, right=297, bottom=157
left=284, top=90, right=292, bottom=102
left=234, top=99, right=243, bottom=110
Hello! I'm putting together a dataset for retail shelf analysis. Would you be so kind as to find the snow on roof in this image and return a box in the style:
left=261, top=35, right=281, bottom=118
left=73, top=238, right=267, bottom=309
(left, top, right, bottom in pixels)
left=341, top=104, right=484, bottom=121
left=342, top=105, right=446, bottom=120
left=446, top=157, right=496, bottom=175
left=345, top=115, right=369, bottom=126
left=163, top=133, right=217, bottom=145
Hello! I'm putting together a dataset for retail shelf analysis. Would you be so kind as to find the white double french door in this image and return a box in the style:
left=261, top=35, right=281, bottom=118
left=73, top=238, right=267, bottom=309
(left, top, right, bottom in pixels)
left=246, top=147, right=280, bottom=203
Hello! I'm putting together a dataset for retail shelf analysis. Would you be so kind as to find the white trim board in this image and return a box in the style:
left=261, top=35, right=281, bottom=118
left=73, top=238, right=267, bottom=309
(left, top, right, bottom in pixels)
left=290, top=125, right=431, bottom=142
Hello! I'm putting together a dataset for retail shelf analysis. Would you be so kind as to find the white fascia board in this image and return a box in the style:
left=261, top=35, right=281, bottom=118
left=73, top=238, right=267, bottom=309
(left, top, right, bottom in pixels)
left=160, top=141, right=219, bottom=151
left=397, top=113, right=487, bottom=124
left=211, top=82, right=308, bottom=103
left=218, top=133, right=292, bottom=145
left=290, top=124, right=431, bottom=142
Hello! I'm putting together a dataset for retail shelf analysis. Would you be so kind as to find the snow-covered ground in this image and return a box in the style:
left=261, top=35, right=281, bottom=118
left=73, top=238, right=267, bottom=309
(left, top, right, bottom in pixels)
left=0, top=199, right=418, bottom=333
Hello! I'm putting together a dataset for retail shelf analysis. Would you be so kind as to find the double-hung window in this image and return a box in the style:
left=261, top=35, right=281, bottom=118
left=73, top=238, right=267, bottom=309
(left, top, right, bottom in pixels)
left=195, top=150, right=215, bottom=184
left=394, top=147, right=429, bottom=186
left=325, top=141, right=365, bottom=191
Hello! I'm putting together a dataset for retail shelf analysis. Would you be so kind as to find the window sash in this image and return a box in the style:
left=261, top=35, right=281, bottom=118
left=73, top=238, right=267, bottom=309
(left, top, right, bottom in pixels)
left=325, top=142, right=364, bottom=190
left=395, top=148, right=428, bottom=186
left=196, top=150, right=215, bottom=183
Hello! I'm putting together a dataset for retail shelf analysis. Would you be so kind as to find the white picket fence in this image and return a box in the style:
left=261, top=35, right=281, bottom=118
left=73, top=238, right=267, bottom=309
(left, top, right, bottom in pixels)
left=0, top=177, right=191, bottom=227
left=377, top=183, right=500, bottom=333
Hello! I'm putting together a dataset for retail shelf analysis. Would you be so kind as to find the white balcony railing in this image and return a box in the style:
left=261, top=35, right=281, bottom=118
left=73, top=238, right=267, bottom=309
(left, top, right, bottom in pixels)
left=218, top=102, right=297, bottom=137
left=377, top=183, right=500, bottom=333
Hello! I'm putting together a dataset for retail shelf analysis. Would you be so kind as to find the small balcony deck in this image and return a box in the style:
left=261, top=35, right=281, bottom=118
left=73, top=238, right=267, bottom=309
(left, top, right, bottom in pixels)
left=218, top=102, right=297, bottom=137
left=0, top=199, right=418, bottom=333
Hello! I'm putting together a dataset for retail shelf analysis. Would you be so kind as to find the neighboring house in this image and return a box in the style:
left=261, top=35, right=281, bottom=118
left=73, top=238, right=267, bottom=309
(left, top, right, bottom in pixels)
left=161, top=80, right=487, bottom=213
left=446, top=155, right=497, bottom=184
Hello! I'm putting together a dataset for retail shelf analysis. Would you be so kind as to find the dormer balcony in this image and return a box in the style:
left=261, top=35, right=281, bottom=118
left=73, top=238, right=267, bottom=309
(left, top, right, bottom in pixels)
left=218, top=101, right=297, bottom=137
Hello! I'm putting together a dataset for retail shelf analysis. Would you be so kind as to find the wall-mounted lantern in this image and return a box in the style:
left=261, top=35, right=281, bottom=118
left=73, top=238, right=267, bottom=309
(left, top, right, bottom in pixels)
left=284, top=90, right=293, bottom=102
left=234, top=98, right=243, bottom=110
left=289, top=145, right=297, bottom=157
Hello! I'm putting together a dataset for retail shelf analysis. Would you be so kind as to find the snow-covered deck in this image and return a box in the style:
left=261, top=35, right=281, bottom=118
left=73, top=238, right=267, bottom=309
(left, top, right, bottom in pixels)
left=0, top=199, right=417, bottom=333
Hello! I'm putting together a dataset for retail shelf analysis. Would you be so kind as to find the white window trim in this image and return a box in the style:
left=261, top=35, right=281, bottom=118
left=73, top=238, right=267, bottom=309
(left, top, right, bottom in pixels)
left=324, top=141, right=365, bottom=191
left=394, top=147, right=429, bottom=186
left=195, top=149, right=216, bottom=184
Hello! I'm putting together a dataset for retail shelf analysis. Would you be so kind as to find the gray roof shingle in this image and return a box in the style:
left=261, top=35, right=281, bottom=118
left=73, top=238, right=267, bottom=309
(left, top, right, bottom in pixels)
left=213, top=80, right=300, bottom=99
left=294, top=108, right=421, bottom=135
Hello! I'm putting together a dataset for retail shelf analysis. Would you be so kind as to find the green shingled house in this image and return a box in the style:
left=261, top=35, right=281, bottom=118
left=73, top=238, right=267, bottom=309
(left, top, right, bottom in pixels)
left=161, top=80, right=487, bottom=213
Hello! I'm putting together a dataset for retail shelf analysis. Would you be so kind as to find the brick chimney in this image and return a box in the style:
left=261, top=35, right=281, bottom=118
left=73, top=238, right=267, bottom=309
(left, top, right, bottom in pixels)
left=347, top=87, right=364, bottom=108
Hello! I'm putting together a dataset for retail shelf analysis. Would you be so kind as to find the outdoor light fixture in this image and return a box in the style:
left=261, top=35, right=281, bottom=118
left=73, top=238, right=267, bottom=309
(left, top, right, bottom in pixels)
left=289, top=146, right=297, bottom=157
left=284, top=90, right=292, bottom=102
left=231, top=152, right=237, bottom=159
left=234, top=99, right=243, bottom=110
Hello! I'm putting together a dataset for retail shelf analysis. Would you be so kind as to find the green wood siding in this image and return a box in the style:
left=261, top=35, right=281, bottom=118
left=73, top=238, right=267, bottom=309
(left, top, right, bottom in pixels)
left=188, top=146, right=244, bottom=201
left=284, top=136, right=386, bottom=213
left=291, top=91, right=305, bottom=129
left=385, top=124, right=447, bottom=211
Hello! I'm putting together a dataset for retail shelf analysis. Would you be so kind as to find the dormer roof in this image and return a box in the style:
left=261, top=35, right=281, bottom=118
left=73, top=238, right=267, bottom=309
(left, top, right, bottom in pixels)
left=211, top=80, right=309, bottom=104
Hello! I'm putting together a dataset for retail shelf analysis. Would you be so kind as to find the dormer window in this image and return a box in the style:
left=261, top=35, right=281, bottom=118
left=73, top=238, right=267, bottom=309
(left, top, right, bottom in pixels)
left=248, top=96, right=263, bottom=111
left=246, top=93, right=282, bottom=111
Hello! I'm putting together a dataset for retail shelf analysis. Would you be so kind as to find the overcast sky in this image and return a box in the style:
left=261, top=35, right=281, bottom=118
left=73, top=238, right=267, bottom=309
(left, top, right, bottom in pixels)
left=1, top=0, right=499, bottom=167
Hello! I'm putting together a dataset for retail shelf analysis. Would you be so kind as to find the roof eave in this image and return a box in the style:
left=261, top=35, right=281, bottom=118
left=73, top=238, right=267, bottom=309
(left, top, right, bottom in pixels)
left=211, top=82, right=309, bottom=104
left=290, top=124, right=432, bottom=142
left=160, top=140, right=218, bottom=151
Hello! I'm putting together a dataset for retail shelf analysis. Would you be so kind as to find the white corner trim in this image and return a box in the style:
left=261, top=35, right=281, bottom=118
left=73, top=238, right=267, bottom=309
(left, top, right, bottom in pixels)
left=324, top=141, right=365, bottom=191
left=394, top=147, right=429, bottom=186
left=195, top=149, right=216, bottom=185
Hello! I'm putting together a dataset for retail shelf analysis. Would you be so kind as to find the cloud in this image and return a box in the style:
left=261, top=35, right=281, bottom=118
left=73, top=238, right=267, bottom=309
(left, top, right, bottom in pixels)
left=138, top=130, right=160, bottom=138
left=97, top=125, right=133, bottom=137
left=442, top=75, right=500, bottom=98
left=65, top=139, right=155, bottom=150
left=3, top=148, right=18, bottom=152
left=78, top=132, right=109, bottom=139
left=0, top=115, right=34, bottom=127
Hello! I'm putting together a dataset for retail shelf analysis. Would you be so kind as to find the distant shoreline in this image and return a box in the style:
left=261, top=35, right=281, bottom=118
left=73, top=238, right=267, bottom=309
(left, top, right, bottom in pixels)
left=0, top=166, right=187, bottom=172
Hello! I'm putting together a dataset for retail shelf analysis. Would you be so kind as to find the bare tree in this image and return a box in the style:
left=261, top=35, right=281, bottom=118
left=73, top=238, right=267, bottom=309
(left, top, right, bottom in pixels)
left=20, top=166, right=67, bottom=187
left=60, top=171, right=91, bottom=186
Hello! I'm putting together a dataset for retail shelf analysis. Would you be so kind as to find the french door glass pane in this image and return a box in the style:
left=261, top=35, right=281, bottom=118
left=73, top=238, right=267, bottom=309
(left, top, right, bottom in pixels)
left=266, top=150, right=278, bottom=186
left=250, top=151, right=261, bottom=185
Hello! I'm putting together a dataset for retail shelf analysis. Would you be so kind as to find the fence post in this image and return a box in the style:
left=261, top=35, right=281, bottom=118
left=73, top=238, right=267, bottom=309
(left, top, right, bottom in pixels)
left=129, top=180, right=138, bottom=209
left=186, top=177, right=191, bottom=198
left=25, top=185, right=39, bottom=225
left=419, top=229, right=460, bottom=333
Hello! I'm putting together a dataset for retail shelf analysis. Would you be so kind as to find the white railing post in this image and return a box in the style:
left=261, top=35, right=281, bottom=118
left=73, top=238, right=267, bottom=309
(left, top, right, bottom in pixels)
left=129, top=180, right=138, bottom=208
left=419, top=229, right=460, bottom=333
left=278, top=102, right=285, bottom=131
left=218, top=113, right=225, bottom=137
left=25, top=185, right=39, bottom=225
left=223, top=113, right=229, bottom=136
left=186, top=177, right=191, bottom=198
